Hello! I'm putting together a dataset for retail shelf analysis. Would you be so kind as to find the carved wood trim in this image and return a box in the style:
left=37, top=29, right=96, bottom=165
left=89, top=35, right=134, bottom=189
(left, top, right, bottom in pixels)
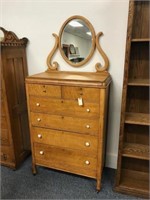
left=0, top=27, right=28, bottom=46
left=46, top=33, right=59, bottom=72
left=95, top=32, right=109, bottom=72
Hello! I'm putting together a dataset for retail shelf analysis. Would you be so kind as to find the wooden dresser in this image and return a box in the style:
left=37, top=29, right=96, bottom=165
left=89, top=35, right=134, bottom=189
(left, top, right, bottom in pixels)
left=26, top=71, right=111, bottom=190
left=0, top=27, right=30, bottom=169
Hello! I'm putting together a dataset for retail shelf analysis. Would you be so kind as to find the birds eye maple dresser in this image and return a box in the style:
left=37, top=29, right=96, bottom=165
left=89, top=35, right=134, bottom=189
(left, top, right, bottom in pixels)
left=25, top=15, right=112, bottom=191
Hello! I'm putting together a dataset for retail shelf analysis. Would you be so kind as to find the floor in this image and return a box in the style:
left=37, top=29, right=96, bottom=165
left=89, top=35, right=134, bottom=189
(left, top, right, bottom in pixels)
left=1, top=156, right=140, bottom=199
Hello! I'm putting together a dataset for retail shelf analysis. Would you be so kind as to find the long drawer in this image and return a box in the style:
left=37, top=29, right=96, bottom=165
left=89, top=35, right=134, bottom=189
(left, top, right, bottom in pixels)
left=28, top=84, right=100, bottom=103
left=34, top=143, right=97, bottom=178
left=30, top=112, right=99, bottom=135
left=29, top=96, right=99, bottom=118
left=32, top=127, right=97, bottom=154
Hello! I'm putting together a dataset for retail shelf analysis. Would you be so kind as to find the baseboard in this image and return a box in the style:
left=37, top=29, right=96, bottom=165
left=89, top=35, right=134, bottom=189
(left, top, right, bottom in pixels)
left=105, top=153, right=118, bottom=169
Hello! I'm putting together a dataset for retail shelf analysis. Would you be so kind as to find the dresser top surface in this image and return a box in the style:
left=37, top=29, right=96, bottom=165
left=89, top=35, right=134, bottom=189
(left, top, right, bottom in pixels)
left=26, top=71, right=111, bottom=88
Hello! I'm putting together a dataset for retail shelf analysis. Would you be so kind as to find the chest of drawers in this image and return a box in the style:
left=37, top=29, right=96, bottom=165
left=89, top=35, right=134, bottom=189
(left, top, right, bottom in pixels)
left=26, top=71, right=111, bottom=191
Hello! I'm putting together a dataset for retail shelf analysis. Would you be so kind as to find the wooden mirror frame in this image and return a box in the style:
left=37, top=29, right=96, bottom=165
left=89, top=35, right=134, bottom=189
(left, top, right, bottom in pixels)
left=46, top=15, right=109, bottom=72
left=58, top=15, right=96, bottom=67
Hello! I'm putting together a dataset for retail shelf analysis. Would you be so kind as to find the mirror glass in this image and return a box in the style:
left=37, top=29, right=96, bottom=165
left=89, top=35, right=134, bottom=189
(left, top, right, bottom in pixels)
left=0, top=30, right=4, bottom=42
left=59, top=16, right=95, bottom=67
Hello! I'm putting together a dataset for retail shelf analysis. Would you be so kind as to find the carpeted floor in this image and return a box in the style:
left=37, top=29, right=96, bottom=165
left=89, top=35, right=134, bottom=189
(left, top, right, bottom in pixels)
left=1, top=156, right=140, bottom=199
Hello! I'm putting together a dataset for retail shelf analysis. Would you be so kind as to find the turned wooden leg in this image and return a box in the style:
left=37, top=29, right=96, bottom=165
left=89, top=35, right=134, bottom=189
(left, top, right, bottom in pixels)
left=32, top=164, right=37, bottom=175
left=96, top=179, right=101, bottom=192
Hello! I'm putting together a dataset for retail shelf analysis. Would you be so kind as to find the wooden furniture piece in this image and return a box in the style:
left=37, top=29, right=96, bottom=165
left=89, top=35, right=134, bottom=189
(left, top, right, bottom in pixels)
left=0, top=27, right=30, bottom=169
left=26, top=71, right=111, bottom=191
left=115, top=1, right=149, bottom=198
left=26, top=15, right=111, bottom=191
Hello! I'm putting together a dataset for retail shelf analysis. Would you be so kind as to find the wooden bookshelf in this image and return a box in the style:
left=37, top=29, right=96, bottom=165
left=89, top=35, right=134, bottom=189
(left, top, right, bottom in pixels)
left=116, top=169, right=149, bottom=197
left=131, top=38, right=150, bottom=42
left=115, top=1, right=149, bottom=198
left=122, top=143, right=149, bottom=160
left=128, top=79, right=150, bottom=86
left=125, top=112, right=150, bottom=126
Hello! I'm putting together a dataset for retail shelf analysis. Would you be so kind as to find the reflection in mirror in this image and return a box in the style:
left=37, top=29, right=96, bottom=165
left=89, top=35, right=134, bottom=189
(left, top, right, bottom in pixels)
left=0, top=29, right=4, bottom=42
left=61, top=19, right=93, bottom=64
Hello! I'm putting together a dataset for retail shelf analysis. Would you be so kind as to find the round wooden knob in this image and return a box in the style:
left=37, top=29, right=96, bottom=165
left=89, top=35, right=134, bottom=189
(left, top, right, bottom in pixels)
left=85, top=142, right=90, bottom=147
left=86, top=125, right=90, bottom=129
left=37, top=118, right=41, bottom=122
left=85, top=160, right=90, bottom=165
left=39, top=151, right=44, bottom=155
left=86, top=109, right=90, bottom=112
left=38, top=134, right=42, bottom=138
left=36, top=103, right=40, bottom=107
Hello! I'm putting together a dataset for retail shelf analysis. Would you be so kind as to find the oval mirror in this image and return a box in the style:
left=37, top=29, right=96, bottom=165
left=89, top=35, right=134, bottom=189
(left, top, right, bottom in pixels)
left=59, top=16, right=95, bottom=67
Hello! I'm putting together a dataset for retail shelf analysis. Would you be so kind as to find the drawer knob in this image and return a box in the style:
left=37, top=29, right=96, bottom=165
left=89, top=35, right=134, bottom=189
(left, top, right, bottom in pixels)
left=39, top=151, right=44, bottom=155
left=38, top=134, right=42, bottom=138
left=86, top=125, right=90, bottom=129
left=36, top=103, right=40, bottom=107
left=86, top=109, right=90, bottom=112
left=85, top=142, right=90, bottom=147
left=85, top=160, right=90, bottom=165
left=37, top=118, right=41, bottom=122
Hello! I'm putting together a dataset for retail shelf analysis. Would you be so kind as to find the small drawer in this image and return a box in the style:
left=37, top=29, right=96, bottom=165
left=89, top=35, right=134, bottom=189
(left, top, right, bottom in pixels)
left=29, top=96, right=100, bottom=118
left=31, top=112, right=99, bottom=135
left=27, top=84, right=61, bottom=98
left=62, top=86, right=100, bottom=103
left=32, top=127, right=97, bottom=154
left=34, top=143, right=97, bottom=178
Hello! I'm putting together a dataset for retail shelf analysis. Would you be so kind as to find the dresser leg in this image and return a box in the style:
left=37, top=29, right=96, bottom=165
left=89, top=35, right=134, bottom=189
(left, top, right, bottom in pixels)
left=32, top=164, right=37, bottom=175
left=96, top=179, right=101, bottom=192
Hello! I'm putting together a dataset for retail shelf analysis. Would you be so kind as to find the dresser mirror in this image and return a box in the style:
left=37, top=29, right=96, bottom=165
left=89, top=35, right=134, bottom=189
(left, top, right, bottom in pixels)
left=46, top=15, right=109, bottom=72
left=59, top=16, right=95, bottom=67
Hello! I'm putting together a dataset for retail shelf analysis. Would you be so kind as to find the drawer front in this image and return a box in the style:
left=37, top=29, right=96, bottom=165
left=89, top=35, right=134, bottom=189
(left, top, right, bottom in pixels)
left=34, top=143, right=97, bottom=178
left=31, top=112, right=99, bottom=135
left=27, top=84, right=61, bottom=98
left=62, top=86, right=100, bottom=103
left=32, top=127, right=97, bottom=154
left=29, top=96, right=99, bottom=118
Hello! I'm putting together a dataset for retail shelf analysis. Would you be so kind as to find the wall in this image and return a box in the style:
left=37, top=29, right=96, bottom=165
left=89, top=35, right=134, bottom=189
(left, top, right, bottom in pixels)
left=1, top=0, right=129, bottom=169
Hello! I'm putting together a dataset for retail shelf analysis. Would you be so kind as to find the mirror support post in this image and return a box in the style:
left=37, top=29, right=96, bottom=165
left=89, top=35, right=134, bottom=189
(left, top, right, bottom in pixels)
left=46, top=33, right=59, bottom=72
left=95, top=32, right=109, bottom=72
